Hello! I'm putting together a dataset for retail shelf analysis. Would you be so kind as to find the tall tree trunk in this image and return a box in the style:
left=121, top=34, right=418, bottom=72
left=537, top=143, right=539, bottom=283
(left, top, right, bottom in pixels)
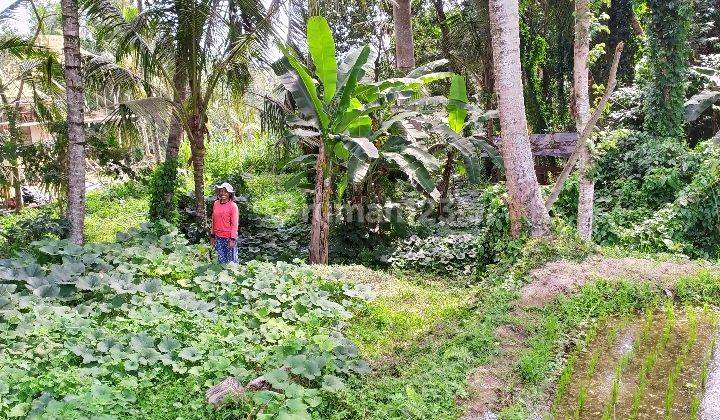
left=433, top=0, right=453, bottom=69
left=1, top=103, right=24, bottom=213
left=574, top=0, right=593, bottom=241
left=61, top=0, right=86, bottom=244
left=488, top=0, right=551, bottom=237
left=189, top=115, right=207, bottom=222
left=309, top=140, right=331, bottom=264
left=165, top=65, right=187, bottom=160
left=393, top=0, right=415, bottom=72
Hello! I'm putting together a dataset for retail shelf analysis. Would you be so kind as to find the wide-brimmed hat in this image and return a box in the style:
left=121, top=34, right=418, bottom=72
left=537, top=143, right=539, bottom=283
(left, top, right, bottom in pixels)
left=214, top=182, right=235, bottom=193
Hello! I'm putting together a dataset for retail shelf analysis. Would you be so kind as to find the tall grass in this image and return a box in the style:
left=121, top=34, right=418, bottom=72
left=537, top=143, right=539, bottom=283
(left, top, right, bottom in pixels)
left=179, top=133, right=289, bottom=181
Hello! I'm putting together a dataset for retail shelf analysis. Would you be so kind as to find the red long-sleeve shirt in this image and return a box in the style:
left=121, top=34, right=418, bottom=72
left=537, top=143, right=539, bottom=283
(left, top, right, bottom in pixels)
left=211, top=200, right=239, bottom=239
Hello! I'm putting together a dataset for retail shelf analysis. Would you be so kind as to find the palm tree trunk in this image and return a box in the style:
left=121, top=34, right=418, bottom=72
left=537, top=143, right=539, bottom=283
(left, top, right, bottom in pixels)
left=574, top=0, right=593, bottom=241
left=393, top=0, right=415, bottom=72
left=61, top=0, right=87, bottom=244
left=309, top=140, right=330, bottom=264
left=2, top=104, right=24, bottom=213
left=488, top=0, right=550, bottom=237
left=189, top=116, right=207, bottom=223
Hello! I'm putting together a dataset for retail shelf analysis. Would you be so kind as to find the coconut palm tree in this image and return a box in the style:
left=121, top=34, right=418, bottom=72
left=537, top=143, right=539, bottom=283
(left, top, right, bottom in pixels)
left=84, top=0, right=280, bottom=224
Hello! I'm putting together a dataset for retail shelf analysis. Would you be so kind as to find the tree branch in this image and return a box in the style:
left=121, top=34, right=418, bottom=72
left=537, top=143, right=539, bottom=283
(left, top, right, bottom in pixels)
left=545, top=41, right=624, bottom=210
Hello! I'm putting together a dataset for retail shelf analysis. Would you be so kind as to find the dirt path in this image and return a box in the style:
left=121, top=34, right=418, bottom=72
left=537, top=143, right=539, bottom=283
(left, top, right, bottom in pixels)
left=520, top=256, right=705, bottom=307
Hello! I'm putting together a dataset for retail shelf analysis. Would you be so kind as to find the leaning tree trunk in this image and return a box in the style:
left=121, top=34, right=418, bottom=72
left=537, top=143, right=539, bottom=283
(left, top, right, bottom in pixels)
left=488, top=0, right=551, bottom=237
left=393, top=0, right=415, bottom=72
left=61, top=0, right=87, bottom=244
left=309, top=140, right=331, bottom=264
left=574, top=0, right=593, bottom=241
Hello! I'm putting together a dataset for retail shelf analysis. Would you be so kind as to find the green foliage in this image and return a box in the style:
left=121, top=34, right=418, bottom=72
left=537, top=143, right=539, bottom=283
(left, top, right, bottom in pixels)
left=0, top=210, right=69, bottom=257
left=0, top=224, right=372, bottom=418
left=388, top=184, right=511, bottom=276
left=85, top=182, right=149, bottom=243
left=644, top=0, right=693, bottom=139
left=591, top=129, right=720, bottom=258
left=148, top=159, right=180, bottom=224
left=326, top=286, right=512, bottom=419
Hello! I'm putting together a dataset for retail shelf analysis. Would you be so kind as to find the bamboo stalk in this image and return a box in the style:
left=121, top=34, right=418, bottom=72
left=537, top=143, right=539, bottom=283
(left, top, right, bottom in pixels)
left=545, top=42, right=625, bottom=210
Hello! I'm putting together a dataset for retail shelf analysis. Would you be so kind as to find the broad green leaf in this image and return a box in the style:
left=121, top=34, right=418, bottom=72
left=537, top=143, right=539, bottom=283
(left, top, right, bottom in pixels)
left=7, top=403, right=29, bottom=418
left=158, top=337, right=182, bottom=353
left=321, top=374, right=345, bottom=392
left=406, top=59, right=449, bottom=78
left=130, top=333, right=155, bottom=350
left=178, top=347, right=202, bottom=362
left=447, top=75, right=469, bottom=134
left=333, top=141, right=350, bottom=160
left=335, top=45, right=371, bottom=119
left=347, top=115, right=372, bottom=137
left=265, top=368, right=290, bottom=389
left=275, top=47, right=329, bottom=130
left=343, top=136, right=379, bottom=159
left=307, top=16, right=337, bottom=103
left=383, top=152, right=441, bottom=201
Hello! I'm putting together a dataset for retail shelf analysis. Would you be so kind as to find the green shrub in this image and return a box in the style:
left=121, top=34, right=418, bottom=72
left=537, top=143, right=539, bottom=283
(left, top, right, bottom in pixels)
left=387, top=184, right=511, bottom=276
left=0, top=223, right=372, bottom=418
left=0, top=210, right=68, bottom=256
left=147, top=158, right=181, bottom=224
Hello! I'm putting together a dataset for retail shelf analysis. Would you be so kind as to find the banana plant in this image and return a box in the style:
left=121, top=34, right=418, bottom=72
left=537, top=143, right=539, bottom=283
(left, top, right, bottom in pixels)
left=274, top=15, right=450, bottom=264
left=421, top=75, right=501, bottom=215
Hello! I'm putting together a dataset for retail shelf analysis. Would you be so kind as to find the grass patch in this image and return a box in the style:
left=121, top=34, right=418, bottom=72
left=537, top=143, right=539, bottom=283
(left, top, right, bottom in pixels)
left=84, top=182, right=149, bottom=243
left=345, top=275, right=468, bottom=358
left=246, top=173, right=306, bottom=225
left=325, top=282, right=515, bottom=419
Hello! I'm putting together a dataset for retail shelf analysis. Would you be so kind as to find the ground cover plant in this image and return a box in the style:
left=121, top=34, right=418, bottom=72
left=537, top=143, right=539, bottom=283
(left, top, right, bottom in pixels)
left=0, top=223, right=372, bottom=418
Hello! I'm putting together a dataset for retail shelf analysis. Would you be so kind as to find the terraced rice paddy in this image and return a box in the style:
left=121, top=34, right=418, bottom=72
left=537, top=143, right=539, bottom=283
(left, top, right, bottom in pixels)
left=552, top=306, right=719, bottom=419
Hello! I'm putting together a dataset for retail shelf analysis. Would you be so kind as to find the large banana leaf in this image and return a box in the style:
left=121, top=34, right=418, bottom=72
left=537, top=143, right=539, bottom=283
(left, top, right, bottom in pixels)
left=346, top=145, right=371, bottom=183
left=447, top=75, right=468, bottom=134
left=335, top=46, right=371, bottom=119
left=448, top=137, right=482, bottom=183
left=406, top=59, right=449, bottom=78
left=472, top=137, right=504, bottom=174
left=383, top=152, right=441, bottom=201
left=307, top=16, right=337, bottom=104
left=340, top=135, right=379, bottom=158
left=277, top=45, right=330, bottom=130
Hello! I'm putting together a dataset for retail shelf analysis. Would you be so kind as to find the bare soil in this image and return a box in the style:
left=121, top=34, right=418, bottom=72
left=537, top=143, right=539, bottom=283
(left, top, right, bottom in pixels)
left=520, top=256, right=706, bottom=308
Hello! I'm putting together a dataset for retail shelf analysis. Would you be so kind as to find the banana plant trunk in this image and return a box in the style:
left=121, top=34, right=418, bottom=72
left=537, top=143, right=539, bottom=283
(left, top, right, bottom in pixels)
left=488, top=0, right=551, bottom=237
left=189, top=115, right=207, bottom=223
left=61, top=0, right=87, bottom=244
left=309, top=140, right=331, bottom=264
left=436, top=150, right=455, bottom=219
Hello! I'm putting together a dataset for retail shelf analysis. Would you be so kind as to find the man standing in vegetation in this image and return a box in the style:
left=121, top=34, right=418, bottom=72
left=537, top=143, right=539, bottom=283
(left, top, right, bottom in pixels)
left=210, top=183, right=239, bottom=264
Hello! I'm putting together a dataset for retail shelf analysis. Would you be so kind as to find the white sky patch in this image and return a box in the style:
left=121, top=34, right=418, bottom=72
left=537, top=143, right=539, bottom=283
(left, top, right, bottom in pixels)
left=0, top=0, right=33, bottom=36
